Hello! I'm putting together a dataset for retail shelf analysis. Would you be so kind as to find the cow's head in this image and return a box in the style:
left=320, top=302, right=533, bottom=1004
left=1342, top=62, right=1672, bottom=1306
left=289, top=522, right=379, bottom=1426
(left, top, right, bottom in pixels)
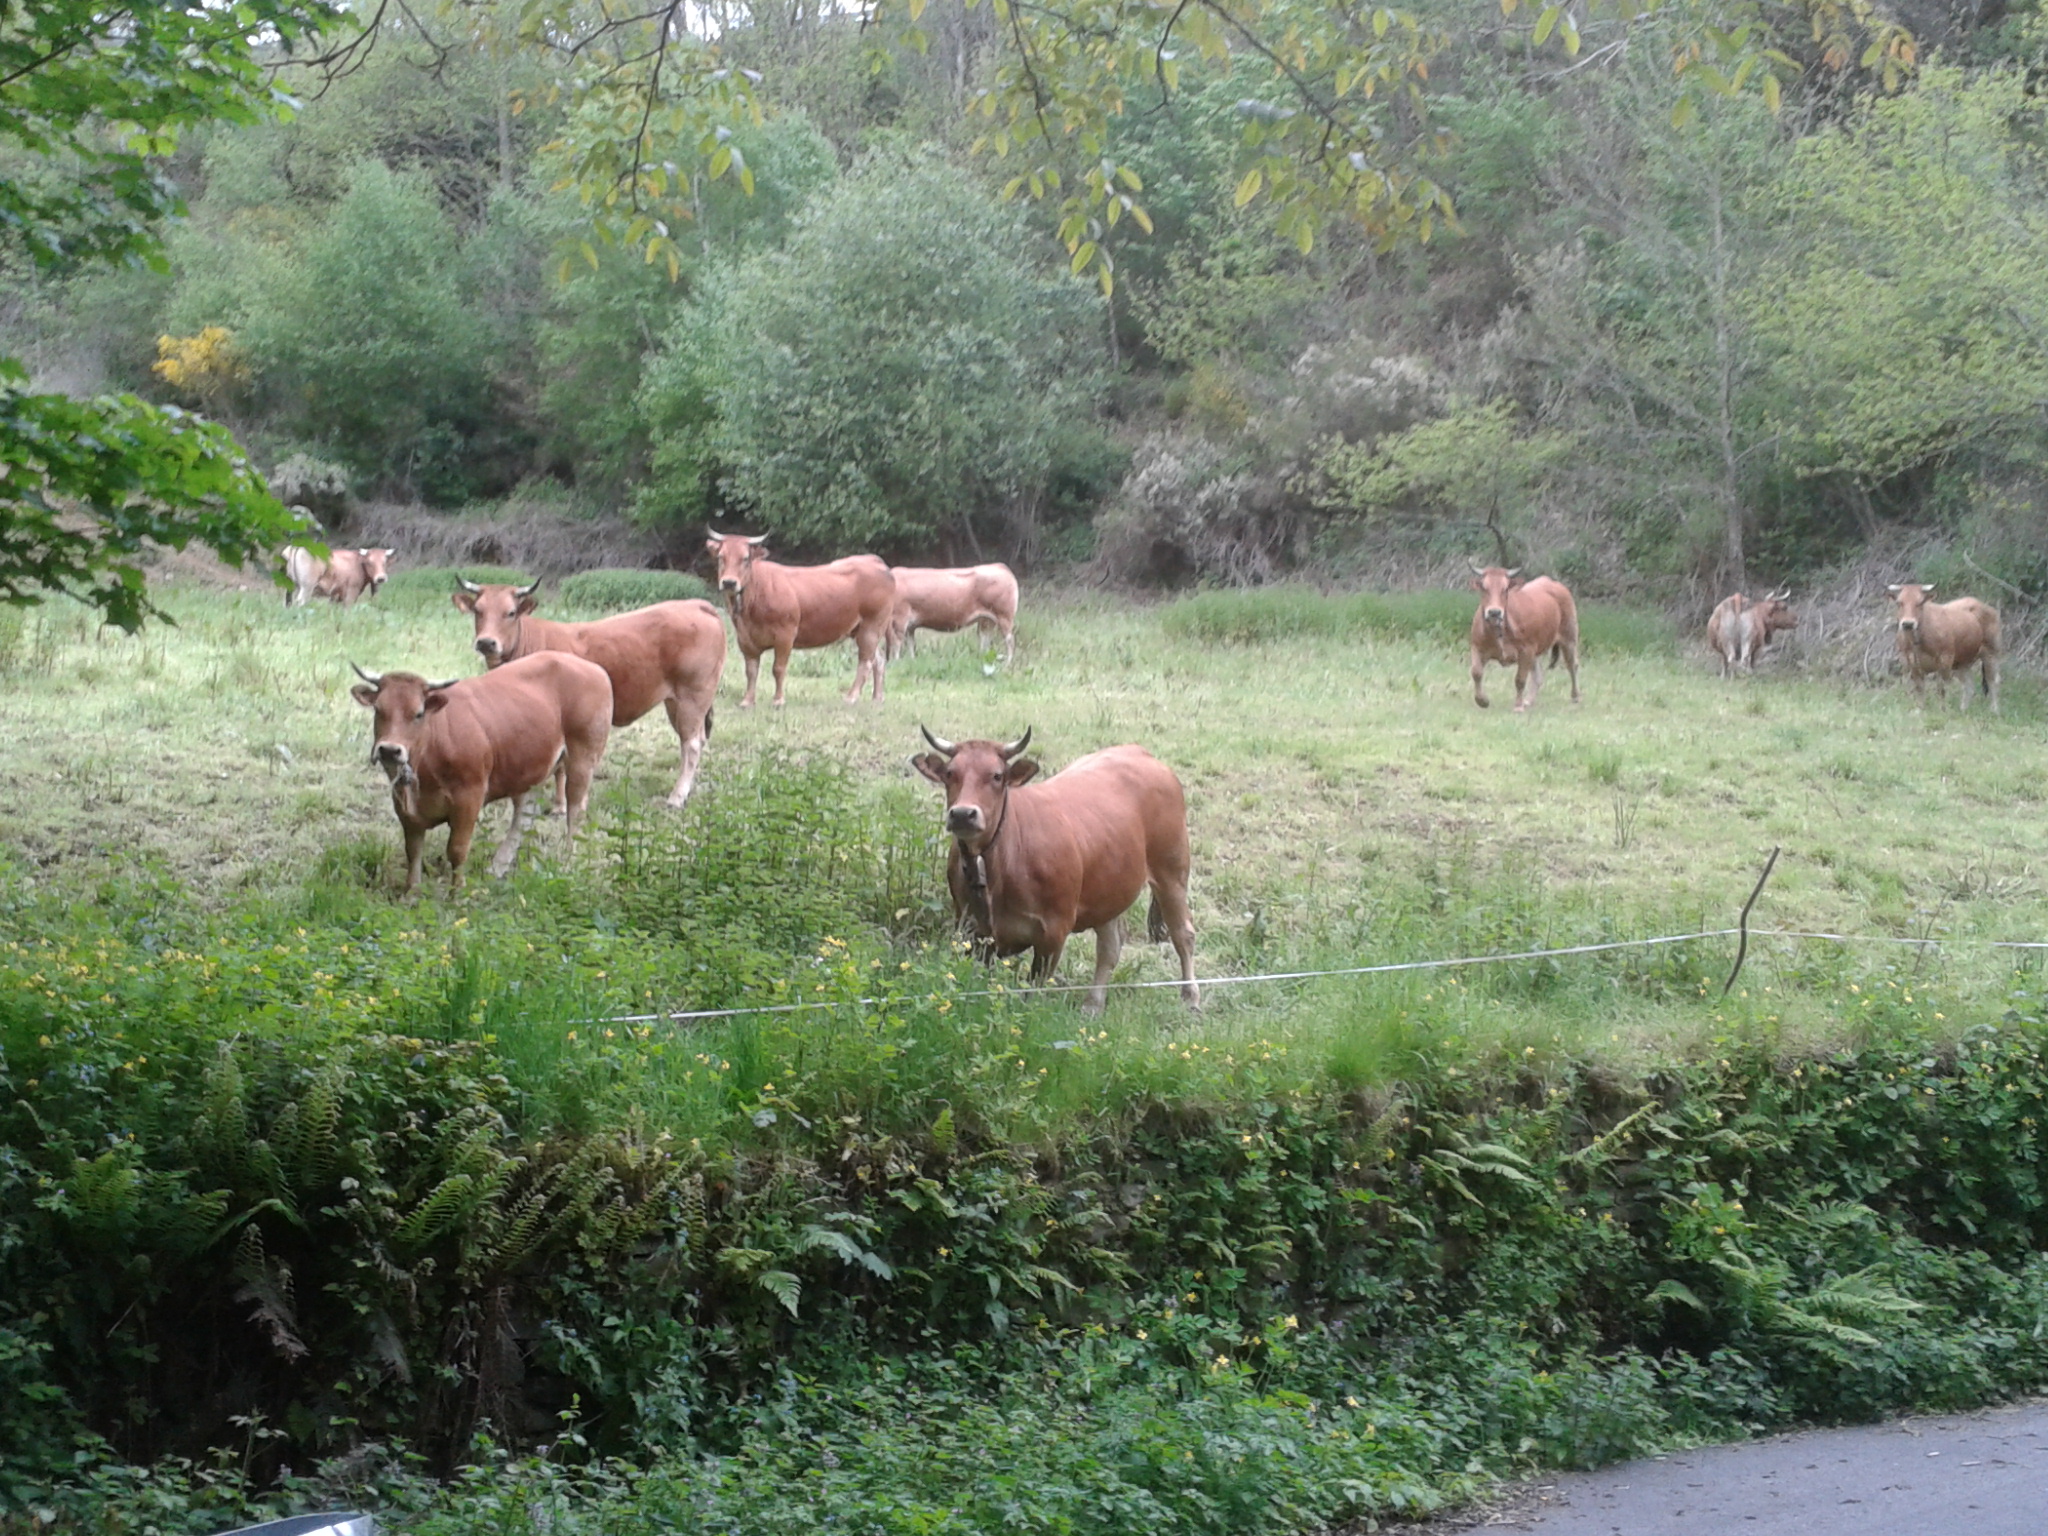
left=452, top=575, right=542, bottom=665
left=911, top=725, right=1038, bottom=847
left=1755, top=588, right=1799, bottom=635
left=357, top=548, right=395, bottom=594
left=1469, top=564, right=1525, bottom=630
left=706, top=530, right=770, bottom=600
left=1887, top=583, right=1935, bottom=635
left=349, top=664, right=459, bottom=788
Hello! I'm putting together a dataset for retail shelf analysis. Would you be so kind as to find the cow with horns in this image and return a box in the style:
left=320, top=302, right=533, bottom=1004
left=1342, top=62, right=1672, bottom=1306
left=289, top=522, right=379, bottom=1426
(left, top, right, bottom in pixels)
left=909, top=726, right=1199, bottom=1013
left=1887, top=583, right=2001, bottom=713
left=1707, top=589, right=1799, bottom=678
left=349, top=653, right=613, bottom=893
left=452, top=575, right=725, bottom=809
left=1467, top=563, right=1581, bottom=712
left=705, top=531, right=897, bottom=707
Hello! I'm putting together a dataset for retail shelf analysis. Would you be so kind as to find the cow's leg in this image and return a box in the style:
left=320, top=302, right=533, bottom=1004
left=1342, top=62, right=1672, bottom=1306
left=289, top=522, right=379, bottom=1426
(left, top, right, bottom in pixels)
left=401, top=823, right=426, bottom=895
left=1000, top=620, right=1014, bottom=665
left=1150, top=877, right=1200, bottom=1010
left=1907, top=667, right=1926, bottom=708
left=1952, top=665, right=1970, bottom=713
left=551, top=755, right=569, bottom=818
left=489, top=793, right=534, bottom=878
left=1560, top=642, right=1581, bottom=703
left=445, top=797, right=484, bottom=890
left=561, top=744, right=599, bottom=842
left=1985, top=654, right=2000, bottom=715
left=1513, top=656, right=1541, bottom=712
left=740, top=648, right=763, bottom=709
left=1084, top=918, right=1124, bottom=1015
left=662, top=696, right=708, bottom=809
left=1029, top=932, right=1069, bottom=989
left=1470, top=649, right=1491, bottom=709
left=770, top=644, right=792, bottom=707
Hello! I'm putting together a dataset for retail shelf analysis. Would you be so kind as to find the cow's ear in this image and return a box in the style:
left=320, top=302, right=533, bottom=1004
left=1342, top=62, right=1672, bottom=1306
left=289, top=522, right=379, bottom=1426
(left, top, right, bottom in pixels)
left=1007, top=757, right=1041, bottom=787
left=1507, top=572, right=1528, bottom=589
left=910, top=752, right=948, bottom=785
left=350, top=684, right=379, bottom=708
left=423, top=691, right=452, bottom=715
left=515, top=592, right=541, bottom=616
left=452, top=590, right=478, bottom=615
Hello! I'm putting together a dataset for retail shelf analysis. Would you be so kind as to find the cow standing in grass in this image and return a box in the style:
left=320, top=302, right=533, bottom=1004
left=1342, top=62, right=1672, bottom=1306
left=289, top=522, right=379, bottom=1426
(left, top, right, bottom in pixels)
left=910, top=726, right=1199, bottom=1013
left=350, top=654, right=612, bottom=893
left=284, top=544, right=394, bottom=607
left=1708, top=590, right=1798, bottom=678
left=706, top=531, right=896, bottom=706
left=1888, top=584, right=2000, bottom=713
left=1468, top=564, right=1581, bottom=712
left=453, top=576, right=724, bottom=809
left=887, top=564, right=1019, bottom=663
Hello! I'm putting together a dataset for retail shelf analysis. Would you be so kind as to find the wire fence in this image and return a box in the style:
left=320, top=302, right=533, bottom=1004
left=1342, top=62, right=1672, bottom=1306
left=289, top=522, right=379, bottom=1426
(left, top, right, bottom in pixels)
left=593, top=923, right=2046, bottom=1029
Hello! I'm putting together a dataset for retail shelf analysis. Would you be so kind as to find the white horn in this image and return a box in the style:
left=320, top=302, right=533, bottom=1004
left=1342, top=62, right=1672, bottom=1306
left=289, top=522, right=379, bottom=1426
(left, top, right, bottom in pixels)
left=514, top=578, right=541, bottom=599
left=1000, top=726, right=1033, bottom=760
left=920, top=724, right=959, bottom=757
left=350, top=662, right=383, bottom=686
left=454, top=574, right=482, bottom=594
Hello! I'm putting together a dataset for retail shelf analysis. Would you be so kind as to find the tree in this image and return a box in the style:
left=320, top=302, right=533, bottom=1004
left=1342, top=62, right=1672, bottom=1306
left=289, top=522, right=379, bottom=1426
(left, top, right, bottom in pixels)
left=641, top=149, right=1106, bottom=556
left=1, top=0, right=344, bottom=626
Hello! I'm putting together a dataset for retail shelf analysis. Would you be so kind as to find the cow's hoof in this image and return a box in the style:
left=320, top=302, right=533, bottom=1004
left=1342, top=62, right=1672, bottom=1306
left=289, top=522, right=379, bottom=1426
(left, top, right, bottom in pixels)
left=1474, top=698, right=1490, bottom=710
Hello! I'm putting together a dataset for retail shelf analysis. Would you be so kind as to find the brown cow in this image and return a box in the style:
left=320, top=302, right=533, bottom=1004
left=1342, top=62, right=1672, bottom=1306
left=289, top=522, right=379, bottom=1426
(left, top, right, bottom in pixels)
left=910, top=726, right=1198, bottom=1013
left=1887, top=583, right=2000, bottom=713
left=887, top=564, right=1020, bottom=663
left=705, top=531, right=895, bottom=707
left=284, top=545, right=394, bottom=607
left=1708, top=589, right=1798, bottom=678
left=1468, top=564, right=1581, bottom=712
left=349, top=653, right=613, bottom=893
left=453, top=576, right=724, bottom=809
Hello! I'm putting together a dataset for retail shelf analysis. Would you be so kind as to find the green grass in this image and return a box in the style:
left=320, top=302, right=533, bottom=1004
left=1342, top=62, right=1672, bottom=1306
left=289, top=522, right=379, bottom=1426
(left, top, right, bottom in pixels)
left=0, top=574, right=2040, bottom=1071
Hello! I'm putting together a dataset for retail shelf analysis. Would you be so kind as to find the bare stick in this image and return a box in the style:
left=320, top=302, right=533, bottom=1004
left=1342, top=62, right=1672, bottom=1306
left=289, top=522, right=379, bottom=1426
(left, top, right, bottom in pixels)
left=1721, top=845, right=1781, bottom=997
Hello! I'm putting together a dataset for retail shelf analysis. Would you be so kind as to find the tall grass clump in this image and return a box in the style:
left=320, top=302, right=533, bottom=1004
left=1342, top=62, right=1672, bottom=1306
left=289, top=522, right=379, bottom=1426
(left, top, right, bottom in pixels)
left=1162, top=586, right=1671, bottom=651
left=556, top=569, right=712, bottom=613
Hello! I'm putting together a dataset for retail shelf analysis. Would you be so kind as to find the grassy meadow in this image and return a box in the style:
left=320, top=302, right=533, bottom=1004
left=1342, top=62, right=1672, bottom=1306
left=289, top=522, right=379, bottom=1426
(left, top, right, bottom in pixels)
left=1, top=569, right=2040, bottom=1062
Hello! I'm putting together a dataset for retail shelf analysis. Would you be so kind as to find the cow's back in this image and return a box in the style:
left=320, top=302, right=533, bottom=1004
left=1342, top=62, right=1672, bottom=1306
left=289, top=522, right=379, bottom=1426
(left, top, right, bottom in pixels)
left=1029, top=746, right=1186, bottom=927
left=541, top=599, right=724, bottom=723
left=1936, top=597, right=2000, bottom=660
left=427, top=653, right=612, bottom=802
left=783, top=555, right=895, bottom=647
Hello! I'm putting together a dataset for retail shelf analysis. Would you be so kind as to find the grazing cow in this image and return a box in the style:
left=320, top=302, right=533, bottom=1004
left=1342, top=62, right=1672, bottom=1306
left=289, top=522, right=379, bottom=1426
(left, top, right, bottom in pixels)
left=910, top=726, right=1199, bottom=1013
left=1707, top=589, right=1798, bottom=677
left=453, top=576, right=724, bottom=809
left=1887, top=583, right=2000, bottom=713
left=1467, top=564, right=1581, bottom=712
left=284, top=545, right=394, bottom=607
left=705, top=531, right=896, bottom=706
left=887, top=564, right=1020, bottom=663
left=349, top=653, right=612, bottom=893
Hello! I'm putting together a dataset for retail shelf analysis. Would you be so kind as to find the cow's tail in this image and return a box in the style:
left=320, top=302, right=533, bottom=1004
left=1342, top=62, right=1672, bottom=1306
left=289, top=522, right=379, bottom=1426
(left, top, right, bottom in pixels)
left=1147, top=892, right=1168, bottom=944
left=1549, top=641, right=1564, bottom=666
left=703, top=704, right=715, bottom=741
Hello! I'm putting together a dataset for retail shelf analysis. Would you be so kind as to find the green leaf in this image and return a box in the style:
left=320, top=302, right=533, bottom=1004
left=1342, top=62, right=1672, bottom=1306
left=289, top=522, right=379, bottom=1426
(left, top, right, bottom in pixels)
left=1533, top=5, right=1560, bottom=45
left=1235, top=167, right=1265, bottom=207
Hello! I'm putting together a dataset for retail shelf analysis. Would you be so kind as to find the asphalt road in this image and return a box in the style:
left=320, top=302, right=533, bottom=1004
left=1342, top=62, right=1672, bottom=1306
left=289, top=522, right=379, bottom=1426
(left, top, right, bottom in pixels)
left=1405, top=1400, right=2048, bottom=1536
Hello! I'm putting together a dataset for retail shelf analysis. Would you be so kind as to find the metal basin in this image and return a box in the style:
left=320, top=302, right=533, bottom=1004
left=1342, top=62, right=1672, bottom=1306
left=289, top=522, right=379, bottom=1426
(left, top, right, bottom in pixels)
left=208, top=1515, right=374, bottom=1536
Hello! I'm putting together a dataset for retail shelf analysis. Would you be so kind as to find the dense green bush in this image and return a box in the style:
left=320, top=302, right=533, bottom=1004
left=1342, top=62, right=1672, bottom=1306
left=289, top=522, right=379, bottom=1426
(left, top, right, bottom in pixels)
left=555, top=569, right=712, bottom=613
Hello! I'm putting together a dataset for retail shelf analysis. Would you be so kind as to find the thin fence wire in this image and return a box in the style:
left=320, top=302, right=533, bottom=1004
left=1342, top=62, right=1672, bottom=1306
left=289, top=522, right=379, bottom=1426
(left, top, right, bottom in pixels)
left=591, top=924, right=2046, bottom=1029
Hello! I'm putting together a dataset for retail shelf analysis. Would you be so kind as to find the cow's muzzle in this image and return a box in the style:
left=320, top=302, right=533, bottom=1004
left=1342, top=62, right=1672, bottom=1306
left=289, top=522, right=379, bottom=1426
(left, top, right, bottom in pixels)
left=1484, top=607, right=1505, bottom=626
left=1899, top=619, right=1918, bottom=633
left=946, top=805, right=984, bottom=835
left=719, top=578, right=740, bottom=593
left=474, top=637, right=501, bottom=660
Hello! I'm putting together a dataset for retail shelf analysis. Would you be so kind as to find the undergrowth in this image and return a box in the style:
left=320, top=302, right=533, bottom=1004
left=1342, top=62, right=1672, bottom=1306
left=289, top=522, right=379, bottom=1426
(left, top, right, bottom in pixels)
left=1161, top=586, right=1674, bottom=653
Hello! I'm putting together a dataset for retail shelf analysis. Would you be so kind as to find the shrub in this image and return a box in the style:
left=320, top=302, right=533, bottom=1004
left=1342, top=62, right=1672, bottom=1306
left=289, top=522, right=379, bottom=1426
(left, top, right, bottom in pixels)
left=267, top=453, right=354, bottom=528
left=556, top=569, right=711, bottom=614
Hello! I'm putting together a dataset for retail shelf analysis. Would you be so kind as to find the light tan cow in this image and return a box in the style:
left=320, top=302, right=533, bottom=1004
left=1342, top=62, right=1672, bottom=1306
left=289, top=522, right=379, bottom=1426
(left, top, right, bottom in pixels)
left=284, top=545, right=394, bottom=607
left=887, top=564, right=1019, bottom=663
left=910, top=726, right=1199, bottom=1013
left=1468, top=564, right=1581, bottom=712
left=453, top=577, right=725, bottom=809
left=1887, top=584, right=2000, bottom=713
left=705, top=531, right=896, bottom=707
left=349, top=654, right=612, bottom=893
left=1708, top=590, right=1798, bottom=678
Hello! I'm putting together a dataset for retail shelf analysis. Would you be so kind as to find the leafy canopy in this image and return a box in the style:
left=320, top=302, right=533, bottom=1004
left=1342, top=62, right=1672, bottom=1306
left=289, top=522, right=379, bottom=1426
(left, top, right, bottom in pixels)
left=1, top=0, right=343, bottom=626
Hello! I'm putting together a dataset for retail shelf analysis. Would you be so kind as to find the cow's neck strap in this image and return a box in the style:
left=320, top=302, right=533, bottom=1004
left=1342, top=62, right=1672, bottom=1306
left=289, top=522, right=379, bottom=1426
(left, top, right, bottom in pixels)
left=960, top=789, right=1012, bottom=935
